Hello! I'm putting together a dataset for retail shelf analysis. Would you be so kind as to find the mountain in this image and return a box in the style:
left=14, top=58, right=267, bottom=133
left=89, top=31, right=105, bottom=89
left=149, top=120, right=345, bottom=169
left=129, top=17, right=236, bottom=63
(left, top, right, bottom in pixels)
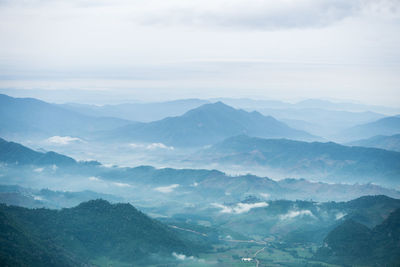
left=0, top=200, right=199, bottom=266
left=316, top=208, right=400, bottom=266
left=211, top=98, right=400, bottom=115
left=0, top=184, right=122, bottom=209
left=169, top=194, right=400, bottom=245
left=199, top=135, right=400, bottom=185
left=60, top=99, right=210, bottom=122
left=0, top=137, right=78, bottom=166
left=255, top=107, right=385, bottom=138
left=293, top=99, right=400, bottom=114
left=0, top=94, right=131, bottom=140
left=96, top=165, right=400, bottom=203
left=109, top=102, right=318, bottom=147
left=3, top=138, right=399, bottom=203
left=349, top=134, right=400, bottom=152
left=0, top=210, right=81, bottom=266
left=337, top=116, right=400, bottom=142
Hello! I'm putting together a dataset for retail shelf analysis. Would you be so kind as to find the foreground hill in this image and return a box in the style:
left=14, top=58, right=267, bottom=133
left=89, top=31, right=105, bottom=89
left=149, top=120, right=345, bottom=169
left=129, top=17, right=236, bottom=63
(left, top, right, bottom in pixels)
left=349, top=134, right=400, bottom=152
left=200, top=135, right=400, bottom=185
left=316, top=208, right=400, bottom=266
left=0, top=200, right=198, bottom=266
left=0, top=94, right=131, bottom=140
left=110, top=102, right=318, bottom=147
left=337, top=115, right=400, bottom=142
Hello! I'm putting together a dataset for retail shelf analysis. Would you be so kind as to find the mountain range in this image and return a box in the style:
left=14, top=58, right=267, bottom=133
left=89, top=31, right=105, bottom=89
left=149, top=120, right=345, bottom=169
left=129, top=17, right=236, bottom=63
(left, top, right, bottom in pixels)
left=349, top=134, right=400, bottom=152
left=0, top=137, right=78, bottom=166
left=1, top=137, right=399, bottom=203
left=0, top=94, right=131, bottom=140
left=108, top=102, right=318, bottom=147
left=336, top=115, right=400, bottom=142
left=198, top=135, right=400, bottom=185
left=60, top=98, right=209, bottom=122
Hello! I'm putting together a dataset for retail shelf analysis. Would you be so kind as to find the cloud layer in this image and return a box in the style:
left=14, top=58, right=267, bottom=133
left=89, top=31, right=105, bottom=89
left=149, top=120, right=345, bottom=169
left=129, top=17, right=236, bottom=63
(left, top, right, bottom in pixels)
left=212, top=202, right=269, bottom=214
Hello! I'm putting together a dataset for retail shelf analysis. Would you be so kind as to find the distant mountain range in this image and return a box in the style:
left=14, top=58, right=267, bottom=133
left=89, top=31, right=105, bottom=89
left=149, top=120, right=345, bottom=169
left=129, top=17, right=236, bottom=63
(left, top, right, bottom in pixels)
left=59, top=97, right=397, bottom=139
left=255, top=107, right=385, bottom=138
left=211, top=98, right=400, bottom=115
left=60, top=98, right=209, bottom=122
left=316, top=207, right=400, bottom=266
left=0, top=94, right=131, bottom=140
left=0, top=199, right=201, bottom=266
left=1, top=137, right=399, bottom=202
left=349, top=134, right=400, bottom=152
left=337, top=115, right=400, bottom=142
left=0, top=137, right=78, bottom=166
left=108, top=102, right=318, bottom=147
left=198, top=135, right=400, bottom=185
left=0, top=184, right=122, bottom=209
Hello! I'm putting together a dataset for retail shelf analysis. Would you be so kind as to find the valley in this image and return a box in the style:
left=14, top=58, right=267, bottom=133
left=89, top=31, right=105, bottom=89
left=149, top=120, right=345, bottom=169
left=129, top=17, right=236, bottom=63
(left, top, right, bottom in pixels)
left=0, top=94, right=399, bottom=266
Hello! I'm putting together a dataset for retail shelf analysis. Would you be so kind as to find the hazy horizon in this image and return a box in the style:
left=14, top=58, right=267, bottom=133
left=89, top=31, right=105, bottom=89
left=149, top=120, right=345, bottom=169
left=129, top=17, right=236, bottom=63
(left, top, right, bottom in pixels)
left=1, top=0, right=399, bottom=106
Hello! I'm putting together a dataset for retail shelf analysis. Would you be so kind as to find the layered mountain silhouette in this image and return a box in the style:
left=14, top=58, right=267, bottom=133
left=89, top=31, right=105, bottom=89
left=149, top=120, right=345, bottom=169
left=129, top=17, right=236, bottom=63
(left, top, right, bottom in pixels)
left=60, top=98, right=210, bottom=122
left=1, top=138, right=399, bottom=202
left=110, top=102, right=318, bottom=146
left=337, top=115, right=400, bottom=142
left=0, top=137, right=77, bottom=166
left=200, top=135, right=400, bottom=184
left=349, top=134, right=400, bottom=152
left=0, top=94, right=131, bottom=139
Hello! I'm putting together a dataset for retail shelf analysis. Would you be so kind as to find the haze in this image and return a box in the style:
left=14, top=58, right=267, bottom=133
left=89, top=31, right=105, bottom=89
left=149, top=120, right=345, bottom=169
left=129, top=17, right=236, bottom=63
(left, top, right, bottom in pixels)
left=0, top=0, right=400, bottom=105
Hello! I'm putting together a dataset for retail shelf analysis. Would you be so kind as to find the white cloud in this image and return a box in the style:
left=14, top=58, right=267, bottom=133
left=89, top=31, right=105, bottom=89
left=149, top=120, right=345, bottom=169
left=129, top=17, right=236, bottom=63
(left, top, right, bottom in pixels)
left=47, top=136, right=83, bottom=145
left=259, top=193, right=270, bottom=199
left=138, top=0, right=361, bottom=30
left=88, top=176, right=101, bottom=181
left=129, top=142, right=174, bottom=150
left=129, top=143, right=144, bottom=149
left=146, top=143, right=174, bottom=150
left=212, top=202, right=269, bottom=214
left=335, top=212, right=346, bottom=220
left=112, top=182, right=132, bottom=187
left=34, top=167, right=44, bottom=172
left=172, top=252, right=195, bottom=261
left=279, top=209, right=315, bottom=220
left=155, top=184, right=179, bottom=193
left=32, top=195, right=44, bottom=201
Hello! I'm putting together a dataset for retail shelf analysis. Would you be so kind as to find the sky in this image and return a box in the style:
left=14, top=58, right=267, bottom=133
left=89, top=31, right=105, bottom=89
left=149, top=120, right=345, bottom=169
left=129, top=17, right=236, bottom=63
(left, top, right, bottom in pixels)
left=0, top=0, right=399, bottom=105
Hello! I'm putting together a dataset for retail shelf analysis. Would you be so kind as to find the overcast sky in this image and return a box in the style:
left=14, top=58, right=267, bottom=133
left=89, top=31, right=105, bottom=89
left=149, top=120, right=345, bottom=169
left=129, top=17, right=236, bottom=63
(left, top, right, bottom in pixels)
left=0, top=0, right=399, bottom=105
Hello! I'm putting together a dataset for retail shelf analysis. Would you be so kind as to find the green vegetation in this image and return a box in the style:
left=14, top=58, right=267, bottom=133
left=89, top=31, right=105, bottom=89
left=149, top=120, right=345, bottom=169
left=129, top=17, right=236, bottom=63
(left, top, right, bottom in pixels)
left=0, top=200, right=207, bottom=266
left=315, top=208, right=400, bottom=266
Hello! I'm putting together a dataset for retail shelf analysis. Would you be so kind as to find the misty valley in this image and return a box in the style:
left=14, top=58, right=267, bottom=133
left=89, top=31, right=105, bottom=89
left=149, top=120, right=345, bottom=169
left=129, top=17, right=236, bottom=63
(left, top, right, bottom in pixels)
left=0, top=94, right=400, bottom=266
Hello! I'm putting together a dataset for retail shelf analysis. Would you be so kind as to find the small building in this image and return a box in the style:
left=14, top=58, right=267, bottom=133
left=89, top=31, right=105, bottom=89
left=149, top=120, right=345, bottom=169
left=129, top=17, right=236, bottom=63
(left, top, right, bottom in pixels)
left=241, top=257, right=253, bottom=262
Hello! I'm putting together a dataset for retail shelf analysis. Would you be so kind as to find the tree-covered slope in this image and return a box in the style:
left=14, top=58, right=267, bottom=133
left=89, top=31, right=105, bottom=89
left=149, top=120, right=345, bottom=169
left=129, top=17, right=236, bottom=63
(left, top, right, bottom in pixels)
left=316, top=208, right=400, bottom=266
left=0, top=200, right=198, bottom=265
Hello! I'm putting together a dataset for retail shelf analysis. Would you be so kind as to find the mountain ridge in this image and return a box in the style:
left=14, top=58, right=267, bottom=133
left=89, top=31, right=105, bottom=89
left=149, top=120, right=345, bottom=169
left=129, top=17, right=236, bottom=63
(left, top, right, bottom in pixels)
left=109, top=101, right=319, bottom=146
